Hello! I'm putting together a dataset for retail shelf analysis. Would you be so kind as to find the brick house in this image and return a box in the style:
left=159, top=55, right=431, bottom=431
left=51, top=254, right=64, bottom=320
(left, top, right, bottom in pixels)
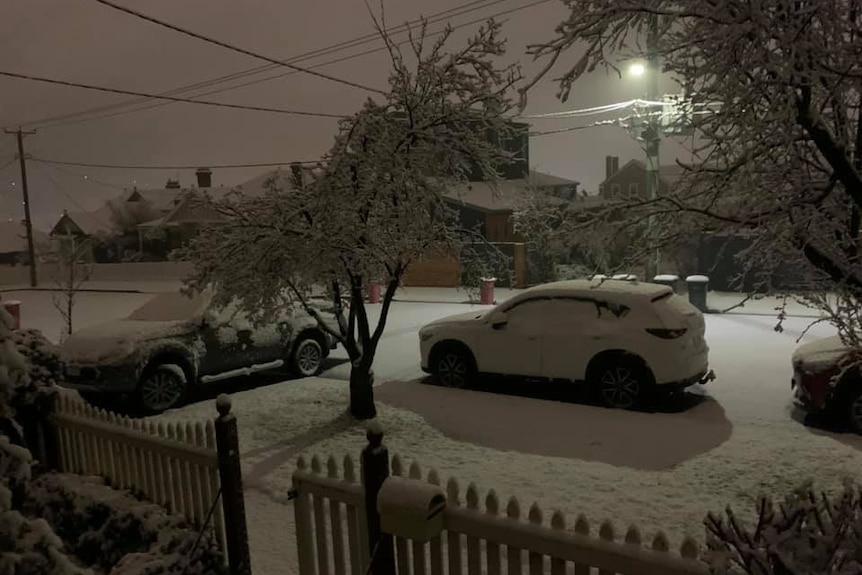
left=402, top=170, right=581, bottom=288
left=598, top=155, right=684, bottom=200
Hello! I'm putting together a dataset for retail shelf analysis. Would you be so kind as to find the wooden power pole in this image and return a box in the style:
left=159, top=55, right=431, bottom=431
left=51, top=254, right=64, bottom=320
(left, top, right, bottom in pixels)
left=5, top=128, right=38, bottom=287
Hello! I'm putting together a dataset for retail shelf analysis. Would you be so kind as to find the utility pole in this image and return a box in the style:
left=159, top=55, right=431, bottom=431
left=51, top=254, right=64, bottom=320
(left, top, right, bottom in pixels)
left=5, top=128, right=38, bottom=287
left=644, top=13, right=662, bottom=281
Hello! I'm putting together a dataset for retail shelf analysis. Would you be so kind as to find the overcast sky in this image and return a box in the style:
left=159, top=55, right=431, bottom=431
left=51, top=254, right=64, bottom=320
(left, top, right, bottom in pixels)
left=0, top=0, right=691, bottom=231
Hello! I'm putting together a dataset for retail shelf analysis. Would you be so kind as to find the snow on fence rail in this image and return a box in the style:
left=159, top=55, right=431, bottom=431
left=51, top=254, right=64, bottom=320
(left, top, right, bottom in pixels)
left=292, top=439, right=708, bottom=575
left=51, top=391, right=228, bottom=558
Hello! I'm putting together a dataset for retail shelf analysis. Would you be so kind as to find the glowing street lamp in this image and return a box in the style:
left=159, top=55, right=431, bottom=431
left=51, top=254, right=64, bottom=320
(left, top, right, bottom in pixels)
left=628, top=61, right=646, bottom=77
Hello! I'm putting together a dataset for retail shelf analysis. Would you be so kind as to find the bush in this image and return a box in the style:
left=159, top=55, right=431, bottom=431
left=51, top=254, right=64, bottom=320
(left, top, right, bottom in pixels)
left=704, top=481, right=862, bottom=574
left=25, top=473, right=225, bottom=575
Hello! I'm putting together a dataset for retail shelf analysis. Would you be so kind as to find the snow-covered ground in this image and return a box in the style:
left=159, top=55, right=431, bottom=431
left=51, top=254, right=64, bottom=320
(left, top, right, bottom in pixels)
left=6, top=282, right=860, bottom=575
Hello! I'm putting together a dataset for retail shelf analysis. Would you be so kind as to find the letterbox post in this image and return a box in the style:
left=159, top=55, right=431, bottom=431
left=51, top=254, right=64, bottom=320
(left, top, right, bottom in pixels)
left=361, top=422, right=396, bottom=575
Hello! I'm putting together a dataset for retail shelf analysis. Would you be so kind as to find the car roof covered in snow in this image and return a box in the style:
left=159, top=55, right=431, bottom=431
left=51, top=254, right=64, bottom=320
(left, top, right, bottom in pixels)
left=518, top=279, right=672, bottom=303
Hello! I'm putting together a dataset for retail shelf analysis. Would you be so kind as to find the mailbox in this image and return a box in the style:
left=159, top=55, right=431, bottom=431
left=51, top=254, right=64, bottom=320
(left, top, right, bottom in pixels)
left=377, top=476, right=447, bottom=542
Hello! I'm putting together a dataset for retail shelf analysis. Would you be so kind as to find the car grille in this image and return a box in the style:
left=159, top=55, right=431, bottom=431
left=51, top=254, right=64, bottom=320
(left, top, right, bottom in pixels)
left=66, top=365, right=99, bottom=380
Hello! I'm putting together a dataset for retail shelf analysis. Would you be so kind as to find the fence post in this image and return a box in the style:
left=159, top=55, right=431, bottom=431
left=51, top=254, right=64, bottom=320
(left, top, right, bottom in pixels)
left=215, top=395, right=251, bottom=575
left=361, top=421, right=396, bottom=575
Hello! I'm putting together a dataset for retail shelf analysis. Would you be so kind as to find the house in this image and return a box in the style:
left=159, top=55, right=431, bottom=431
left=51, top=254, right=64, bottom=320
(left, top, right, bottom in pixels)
left=598, top=155, right=685, bottom=200
left=0, top=221, right=50, bottom=265
left=401, top=169, right=582, bottom=288
left=135, top=167, right=299, bottom=253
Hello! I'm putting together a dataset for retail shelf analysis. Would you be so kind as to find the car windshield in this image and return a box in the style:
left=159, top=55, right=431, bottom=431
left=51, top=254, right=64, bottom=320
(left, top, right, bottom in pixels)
left=126, top=292, right=209, bottom=321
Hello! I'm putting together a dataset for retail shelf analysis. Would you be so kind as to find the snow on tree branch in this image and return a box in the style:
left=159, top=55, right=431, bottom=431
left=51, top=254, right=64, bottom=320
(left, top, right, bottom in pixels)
left=527, top=0, right=862, bottom=342
left=177, top=15, right=520, bottom=418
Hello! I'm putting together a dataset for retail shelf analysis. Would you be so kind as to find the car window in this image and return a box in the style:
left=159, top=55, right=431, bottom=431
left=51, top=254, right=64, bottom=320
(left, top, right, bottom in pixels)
left=126, top=292, right=209, bottom=321
left=596, top=300, right=630, bottom=319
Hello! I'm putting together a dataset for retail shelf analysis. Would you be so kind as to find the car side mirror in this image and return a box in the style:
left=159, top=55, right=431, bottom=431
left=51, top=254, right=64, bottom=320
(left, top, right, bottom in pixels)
left=487, top=310, right=507, bottom=329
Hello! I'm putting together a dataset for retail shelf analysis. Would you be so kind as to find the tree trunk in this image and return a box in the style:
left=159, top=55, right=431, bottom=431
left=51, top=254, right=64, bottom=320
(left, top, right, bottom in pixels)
left=348, top=358, right=377, bottom=420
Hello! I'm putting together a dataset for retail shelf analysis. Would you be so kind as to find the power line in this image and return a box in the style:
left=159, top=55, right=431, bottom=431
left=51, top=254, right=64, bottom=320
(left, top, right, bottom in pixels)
left=0, top=71, right=349, bottom=119
left=25, top=0, right=505, bottom=129
left=529, top=118, right=625, bottom=137
left=27, top=0, right=551, bottom=130
left=30, top=157, right=326, bottom=170
left=89, top=0, right=387, bottom=96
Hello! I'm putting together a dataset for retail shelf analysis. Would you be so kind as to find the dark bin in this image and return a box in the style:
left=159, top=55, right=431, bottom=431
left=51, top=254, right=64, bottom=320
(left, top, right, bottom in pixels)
left=652, top=274, right=680, bottom=293
left=686, top=275, right=709, bottom=312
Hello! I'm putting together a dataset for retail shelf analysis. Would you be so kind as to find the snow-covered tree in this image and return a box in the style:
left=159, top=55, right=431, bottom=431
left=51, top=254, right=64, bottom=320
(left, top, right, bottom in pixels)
left=526, top=1, right=862, bottom=339
left=179, top=17, right=520, bottom=419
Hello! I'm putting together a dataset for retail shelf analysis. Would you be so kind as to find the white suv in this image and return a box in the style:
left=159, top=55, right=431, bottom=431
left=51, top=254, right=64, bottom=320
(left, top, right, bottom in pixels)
left=418, top=279, right=714, bottom=408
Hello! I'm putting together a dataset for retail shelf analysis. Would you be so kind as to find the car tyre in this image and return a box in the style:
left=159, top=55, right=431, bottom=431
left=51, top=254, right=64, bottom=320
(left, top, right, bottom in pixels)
left=432, top=346, right=475, bottom=388
left=589, top=355, right=651, bottom=409
left=292, top=337, right=323, bottom=377
left=138, top=363, right=188, bottom=414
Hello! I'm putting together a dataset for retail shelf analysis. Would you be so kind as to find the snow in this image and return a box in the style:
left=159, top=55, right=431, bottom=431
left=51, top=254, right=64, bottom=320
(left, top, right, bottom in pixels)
left=791, top=335, right=846, bottom=373
left=686, top=275, right=710, bottom=283
left=199, top=359, right=284, bottom=383
left=653, top=274, right=680, bottom=282
left=5, top=282, right=862, bottom=574
left=125, top=291, right=208, bottom=322
left=60, top=321, right=187, bottom=364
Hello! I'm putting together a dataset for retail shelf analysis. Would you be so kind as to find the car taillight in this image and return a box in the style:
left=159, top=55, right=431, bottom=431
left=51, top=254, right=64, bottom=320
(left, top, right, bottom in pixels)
left=646, top=328, right=687, bottom=339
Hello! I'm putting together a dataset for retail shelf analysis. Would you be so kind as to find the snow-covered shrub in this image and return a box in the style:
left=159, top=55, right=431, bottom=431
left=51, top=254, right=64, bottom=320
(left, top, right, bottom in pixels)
left=26, top=473, right=224, bottom=575
left=0, top=502, right=92, bottom=575
left=704, top=482, right=862, bottom=574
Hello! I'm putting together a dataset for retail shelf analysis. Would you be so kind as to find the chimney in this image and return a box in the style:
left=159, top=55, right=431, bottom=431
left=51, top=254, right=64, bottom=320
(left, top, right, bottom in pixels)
left=195, top=167, right=212, bottom=188
left=165, top=179, right=181, bottom=189
left=605, top=155, right=620, bottom=181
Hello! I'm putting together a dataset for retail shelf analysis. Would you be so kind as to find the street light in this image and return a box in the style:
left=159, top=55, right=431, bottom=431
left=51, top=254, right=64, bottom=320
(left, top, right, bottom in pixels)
left=628, top=62, right=646, bottom=77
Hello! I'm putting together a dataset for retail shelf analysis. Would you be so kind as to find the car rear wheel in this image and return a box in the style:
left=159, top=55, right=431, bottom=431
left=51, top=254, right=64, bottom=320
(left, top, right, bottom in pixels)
left=589, top=356, right=651, bottom=409
left=292, top=337, right=323, bottom=377
left=433, top=347, right=474, bottom=388
left=138, top=364, right=187, bottom=414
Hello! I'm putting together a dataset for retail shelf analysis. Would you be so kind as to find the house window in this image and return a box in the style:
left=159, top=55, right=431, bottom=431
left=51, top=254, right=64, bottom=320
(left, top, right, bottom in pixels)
left=610, top=183, right=621, bottom=197
left=628, top=182, right=639, bottom=196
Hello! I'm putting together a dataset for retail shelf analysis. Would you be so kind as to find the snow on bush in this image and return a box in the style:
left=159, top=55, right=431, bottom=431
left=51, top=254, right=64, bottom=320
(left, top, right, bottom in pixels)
left=24, top=473, right=224, bottom=575
left=704, top=481, right=862, bottom=574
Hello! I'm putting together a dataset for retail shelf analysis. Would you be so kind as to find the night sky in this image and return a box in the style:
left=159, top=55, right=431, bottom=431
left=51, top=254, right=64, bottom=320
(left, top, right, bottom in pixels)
left=0, top=0, right=690, bottom=230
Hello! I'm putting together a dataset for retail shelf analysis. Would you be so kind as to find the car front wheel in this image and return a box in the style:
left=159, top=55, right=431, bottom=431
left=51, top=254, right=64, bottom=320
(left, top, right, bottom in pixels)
left=138, top=364, right=188, bottom=414
left=292, top=337, right=323, bottom=377
left=433, top=347, right=474, bottom=388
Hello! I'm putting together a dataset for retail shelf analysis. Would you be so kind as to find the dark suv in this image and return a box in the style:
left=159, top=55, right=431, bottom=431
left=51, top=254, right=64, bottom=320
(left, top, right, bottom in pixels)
left=61, top=291, right=338, bottom=413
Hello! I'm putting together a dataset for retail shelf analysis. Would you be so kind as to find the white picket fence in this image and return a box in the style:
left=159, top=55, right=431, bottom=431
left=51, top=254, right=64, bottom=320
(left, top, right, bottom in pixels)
left=292, top=453, right=708, bottom=575
left=52, top=391, right=227, bottom=554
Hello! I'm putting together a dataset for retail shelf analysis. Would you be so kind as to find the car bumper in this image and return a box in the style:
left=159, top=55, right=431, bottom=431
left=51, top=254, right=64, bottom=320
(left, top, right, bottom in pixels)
left=62, top=363, right=139, bottom=395
left=656, top=369, right=716, bottom=393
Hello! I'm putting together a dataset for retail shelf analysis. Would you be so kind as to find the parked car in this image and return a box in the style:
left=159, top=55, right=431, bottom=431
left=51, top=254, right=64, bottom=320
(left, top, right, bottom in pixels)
left=792, top=335, right=862, bottom=434
left=61, top=290, right=338, bottom=413
left=418, top=279, right=715, bottom=408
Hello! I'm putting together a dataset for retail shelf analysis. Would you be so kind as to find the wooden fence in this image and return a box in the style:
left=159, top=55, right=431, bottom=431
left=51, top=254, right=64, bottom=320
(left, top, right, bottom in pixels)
left=44, top=390, right=250, bottom=575
left=292, top=430, right=708, bottom=575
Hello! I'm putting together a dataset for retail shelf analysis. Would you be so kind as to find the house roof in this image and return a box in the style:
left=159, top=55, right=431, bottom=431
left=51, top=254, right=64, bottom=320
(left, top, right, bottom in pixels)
left=51, top=204, right=117, bottom=237
left=124, top=188, right=183, bottom=212
left=444, top=173, right=579, bottom=214
left=601, top=159, right=689, bottom=189
left=0, top=221, right=50, bottom=254
left=528, top=170, right=580, bottom=188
